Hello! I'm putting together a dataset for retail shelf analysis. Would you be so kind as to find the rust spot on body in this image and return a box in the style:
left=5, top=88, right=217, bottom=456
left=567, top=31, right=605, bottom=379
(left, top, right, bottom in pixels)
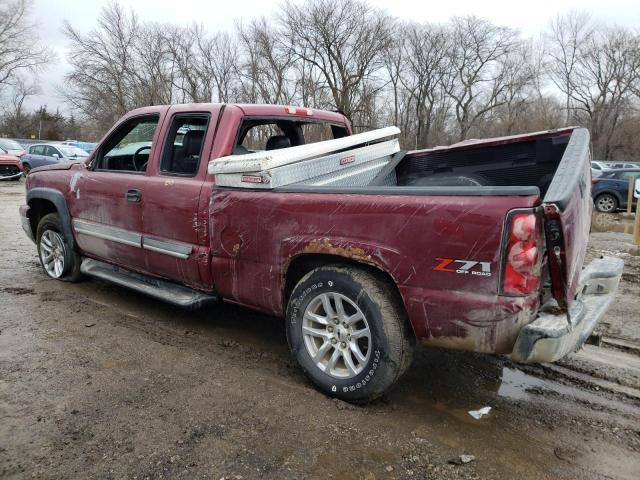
left=302, top=238, right=375, bottom=265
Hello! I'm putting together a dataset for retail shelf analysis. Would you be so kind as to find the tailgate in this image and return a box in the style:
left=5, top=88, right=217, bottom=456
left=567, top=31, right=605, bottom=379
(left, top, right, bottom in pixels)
left=542, top=128, right=592, bottom=311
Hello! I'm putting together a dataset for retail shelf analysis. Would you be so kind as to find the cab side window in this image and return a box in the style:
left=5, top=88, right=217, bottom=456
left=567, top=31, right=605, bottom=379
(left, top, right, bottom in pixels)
left=94, top=115, right=159, bottom=173
left=160, top=115, right=209, bottom=176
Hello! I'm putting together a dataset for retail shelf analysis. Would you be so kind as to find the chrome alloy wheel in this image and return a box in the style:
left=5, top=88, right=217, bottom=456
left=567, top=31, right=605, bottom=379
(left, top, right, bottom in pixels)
left=596, top=195, right=616, bottom=212
left=302, top=292, right=371, bottom=379
left=40, top=230, right=66, bottom=278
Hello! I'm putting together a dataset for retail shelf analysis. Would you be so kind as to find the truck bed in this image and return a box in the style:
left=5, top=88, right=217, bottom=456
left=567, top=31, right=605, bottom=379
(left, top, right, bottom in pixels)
left=378, top=128, right=573, bottom=196
left=210, top=127, right=591, bottom=354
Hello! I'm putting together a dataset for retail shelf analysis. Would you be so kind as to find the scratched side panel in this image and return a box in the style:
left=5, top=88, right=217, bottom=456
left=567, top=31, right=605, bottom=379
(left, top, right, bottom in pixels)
left=210, top=189, right=540, bottom=353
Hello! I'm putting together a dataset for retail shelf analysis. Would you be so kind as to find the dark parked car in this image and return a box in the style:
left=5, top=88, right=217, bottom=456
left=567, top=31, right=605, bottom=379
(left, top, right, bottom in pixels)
left=592, top=168, right=640, bottom=212
left=20, top=143, right=89, bottom=174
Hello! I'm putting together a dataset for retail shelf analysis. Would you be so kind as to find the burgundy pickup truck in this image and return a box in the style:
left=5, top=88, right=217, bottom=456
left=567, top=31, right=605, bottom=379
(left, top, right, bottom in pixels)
left=20, top=103, right=623, bottom=402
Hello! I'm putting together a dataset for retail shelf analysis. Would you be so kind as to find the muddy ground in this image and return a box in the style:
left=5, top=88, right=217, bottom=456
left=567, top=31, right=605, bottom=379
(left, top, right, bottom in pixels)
left=1, top=180, right=639, bottom=480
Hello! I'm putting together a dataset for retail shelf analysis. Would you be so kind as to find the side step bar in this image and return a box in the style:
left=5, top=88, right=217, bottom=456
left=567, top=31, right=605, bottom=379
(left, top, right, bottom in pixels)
left=80, top=258, right=218, bottom=310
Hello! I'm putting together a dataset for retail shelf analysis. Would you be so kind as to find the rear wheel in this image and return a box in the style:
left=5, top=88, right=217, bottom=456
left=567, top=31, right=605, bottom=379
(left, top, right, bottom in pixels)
left=286, top=266, right=414, bottom=403
left=36, top=213, right=82, bottom=282
left=594, top=193, right=618, bottom=213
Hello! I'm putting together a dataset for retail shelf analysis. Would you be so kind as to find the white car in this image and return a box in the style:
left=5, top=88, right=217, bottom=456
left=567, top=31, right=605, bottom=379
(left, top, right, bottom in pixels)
left=591, top=161, right=610, bottom=177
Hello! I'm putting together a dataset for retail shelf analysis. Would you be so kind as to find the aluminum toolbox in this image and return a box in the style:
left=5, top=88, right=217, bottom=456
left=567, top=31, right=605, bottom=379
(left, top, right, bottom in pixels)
left=208, top=126, right=400, bottom=174
left=213, top=138, right=400, bottom=189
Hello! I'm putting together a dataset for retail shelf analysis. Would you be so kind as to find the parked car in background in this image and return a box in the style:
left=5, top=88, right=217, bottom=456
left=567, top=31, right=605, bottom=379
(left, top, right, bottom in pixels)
left=0, top=152, right=23, bottom=180
left=20, top=143, right=89, bottom=174
left=0, top=138, right=26, bottom=158
left=591, top=160, right=610, bottom=177
left=592, top=168, right=640, bottom=212
left=61, top=140, right=97, bottom=153
left=606, top=161, right=639, bottom=169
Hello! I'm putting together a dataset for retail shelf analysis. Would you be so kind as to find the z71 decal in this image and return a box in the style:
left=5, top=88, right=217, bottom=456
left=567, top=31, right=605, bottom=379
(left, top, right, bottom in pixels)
left=434, top=258, right=492, bottom=277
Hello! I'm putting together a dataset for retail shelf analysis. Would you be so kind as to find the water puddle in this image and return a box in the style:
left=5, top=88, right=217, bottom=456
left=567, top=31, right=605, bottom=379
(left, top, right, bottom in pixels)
left=498, top=367, right=574, bottom=400
left=497, top=367, right=638, bottom=415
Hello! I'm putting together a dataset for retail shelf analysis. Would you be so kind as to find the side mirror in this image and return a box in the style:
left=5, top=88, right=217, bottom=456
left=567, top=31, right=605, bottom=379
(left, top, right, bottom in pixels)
left=52, top=153, right=60, bottom=158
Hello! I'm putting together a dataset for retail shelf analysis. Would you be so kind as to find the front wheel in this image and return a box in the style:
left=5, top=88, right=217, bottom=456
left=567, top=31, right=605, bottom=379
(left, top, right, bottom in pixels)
left=36, top=213, right=82, bottom=282
left=594, top=193, right=618, bottom=213
left=286, top=266, right=414, bottom=403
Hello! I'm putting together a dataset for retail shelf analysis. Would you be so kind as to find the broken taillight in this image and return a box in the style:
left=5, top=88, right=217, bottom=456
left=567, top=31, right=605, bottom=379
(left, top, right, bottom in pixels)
left=502, top=212, right=543, bottom=295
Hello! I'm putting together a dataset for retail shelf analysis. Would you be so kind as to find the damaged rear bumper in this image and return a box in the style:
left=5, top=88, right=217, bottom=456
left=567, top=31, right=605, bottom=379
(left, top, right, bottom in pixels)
left=511, top=256, right=624, bottom=363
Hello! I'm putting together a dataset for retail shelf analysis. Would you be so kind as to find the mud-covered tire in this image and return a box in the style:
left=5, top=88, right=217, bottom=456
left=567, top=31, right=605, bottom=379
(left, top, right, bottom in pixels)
left=286, top=266, right=415, bottom=403
left=36, top=213, right=82, bottom=282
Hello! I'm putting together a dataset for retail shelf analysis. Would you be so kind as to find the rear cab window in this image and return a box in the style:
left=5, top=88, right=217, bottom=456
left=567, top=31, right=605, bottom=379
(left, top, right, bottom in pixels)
left=232, top=118, right=349, bottom=156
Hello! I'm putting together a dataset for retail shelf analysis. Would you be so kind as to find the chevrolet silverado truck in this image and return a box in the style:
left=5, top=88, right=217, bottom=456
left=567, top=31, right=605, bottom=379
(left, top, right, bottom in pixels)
left=20, top=103, right=624, bottom=402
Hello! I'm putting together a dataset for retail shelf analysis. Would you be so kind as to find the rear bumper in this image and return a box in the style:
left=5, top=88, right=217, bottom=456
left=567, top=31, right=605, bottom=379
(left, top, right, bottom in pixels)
left=511, top=256, right=624, bottom=363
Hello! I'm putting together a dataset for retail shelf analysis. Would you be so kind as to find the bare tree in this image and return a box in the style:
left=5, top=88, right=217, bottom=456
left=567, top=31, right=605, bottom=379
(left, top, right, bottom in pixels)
left=134, top=23, right=175, bottom=105
left=444, top=16, right=520, bottom=141
left=485, top=40, right=540, bottom=136
left=569, top=26, right=640, bottom=158
left=196, top=31, right=240, bottom=103
left=1, top=77, right=40, bottom=136
left=281, top=0, right=392, bottom=123
left=400, top=22, right=451, bottom=147
left=53, top=1, right=640, bottom=161
left=545, top=11, right=592, bottom=124
left=62, top=2, right=143, bottom=130
left=0, top=0, right=51, bottom=93
left=236, top=18, right=296, bottom=105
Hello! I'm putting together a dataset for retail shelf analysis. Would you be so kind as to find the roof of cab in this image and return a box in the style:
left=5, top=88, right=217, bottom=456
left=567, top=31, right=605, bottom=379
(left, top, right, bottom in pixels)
left=123, top=103, right=348, bottom=125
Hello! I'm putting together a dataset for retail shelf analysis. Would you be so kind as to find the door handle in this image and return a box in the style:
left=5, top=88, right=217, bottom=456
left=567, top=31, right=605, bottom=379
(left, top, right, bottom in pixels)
left=126, top=189, right=142, bottom=203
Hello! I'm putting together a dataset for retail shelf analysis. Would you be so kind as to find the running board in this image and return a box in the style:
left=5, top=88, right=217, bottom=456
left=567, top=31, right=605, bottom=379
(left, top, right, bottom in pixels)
left=80, top=258, right=218, bottom=309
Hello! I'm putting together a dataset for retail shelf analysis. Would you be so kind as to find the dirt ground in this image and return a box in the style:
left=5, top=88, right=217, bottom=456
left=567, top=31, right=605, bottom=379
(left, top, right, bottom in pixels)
left=1, top=179, right=639, bottom=480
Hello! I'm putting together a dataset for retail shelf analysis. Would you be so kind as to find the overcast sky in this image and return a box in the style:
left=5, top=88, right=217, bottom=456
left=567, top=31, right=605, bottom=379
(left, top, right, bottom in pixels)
left=28, top=0, right=640, bottom=113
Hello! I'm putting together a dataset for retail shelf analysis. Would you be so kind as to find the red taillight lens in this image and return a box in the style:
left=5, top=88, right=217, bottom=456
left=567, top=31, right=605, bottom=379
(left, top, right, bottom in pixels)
left=591, top=178, right=600, bottom=184
left=502, top=212, right=542, bottom=295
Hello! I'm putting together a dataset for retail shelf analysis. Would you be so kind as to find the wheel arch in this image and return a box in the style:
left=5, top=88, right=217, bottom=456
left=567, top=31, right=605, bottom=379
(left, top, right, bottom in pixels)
left=27, top=188, right=75, bottom=250
left=283, top=253, right=416, bottom=338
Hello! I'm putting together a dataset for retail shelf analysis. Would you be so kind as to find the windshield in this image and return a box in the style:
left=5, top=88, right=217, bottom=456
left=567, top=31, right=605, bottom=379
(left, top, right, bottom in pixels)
left=0, top=139, right=23, bottom=151
left=58, top=145, right=89, bottom=158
